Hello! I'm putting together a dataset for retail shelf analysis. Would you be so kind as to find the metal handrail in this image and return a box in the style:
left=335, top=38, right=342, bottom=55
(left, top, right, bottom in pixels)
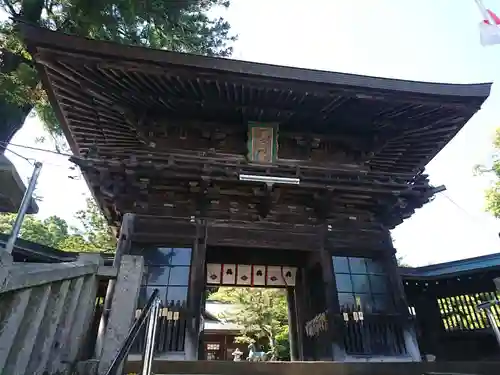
left=476, top=299, right=500, bottom=348
left=104, top=288, right=161, bottom=375
left=141, top=295, right=162, bottom=375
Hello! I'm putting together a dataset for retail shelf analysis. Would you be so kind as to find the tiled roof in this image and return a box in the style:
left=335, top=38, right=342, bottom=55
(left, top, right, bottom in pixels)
left=400, top=252, right=500, bottom=279
left=204, top=301, right=243, bottom=332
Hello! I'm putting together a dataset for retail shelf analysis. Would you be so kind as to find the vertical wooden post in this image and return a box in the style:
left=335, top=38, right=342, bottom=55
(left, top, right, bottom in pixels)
left=294, top=267, right=308, bottom=360
left=412, top=291, right=444, bottom=359
left=319, top=224, right=346, bottom=361
left=185, top=219, right=207, bottom=360
left=286, top=287, right=299, bottom=361
left=382, top=244, right=421, bottom=361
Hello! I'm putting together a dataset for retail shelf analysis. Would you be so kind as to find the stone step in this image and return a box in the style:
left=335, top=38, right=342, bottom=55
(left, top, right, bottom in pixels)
left=123, top=360, right=497, bottom=375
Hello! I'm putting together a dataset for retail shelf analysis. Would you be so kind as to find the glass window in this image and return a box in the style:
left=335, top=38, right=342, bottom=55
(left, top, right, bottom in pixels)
left=349, top=257, right=367, bottom=274
left=332, top=256, right=349, bottom=273
left=335, top=273, right=353, bottom=293
left=166, top=286, right=189, bottom=303
left=366, top=258, right=384, bottom=274
left=338, top=292, right=356, bottom=310
left=133, top=246, right=193, bottom=266
left=147, top=266, right=171, bottom=285
left=169, top=248, right=192, bottom=266
left=138, top=246, right=193, bottom=310
left=169, top=266, right=190, bottom=286
left=332, top=256, right=393, bottom=313
left=370, top=275, right=388, bottom=294
left=351, top=274, right=370, bottom=293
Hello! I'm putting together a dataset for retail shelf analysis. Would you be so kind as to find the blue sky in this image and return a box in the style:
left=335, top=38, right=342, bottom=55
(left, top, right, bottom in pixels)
left=5, top=0, right=500, bottom=266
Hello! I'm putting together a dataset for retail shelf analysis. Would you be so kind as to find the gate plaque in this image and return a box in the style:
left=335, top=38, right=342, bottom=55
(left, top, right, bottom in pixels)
left=247, top=122, right=278, bottom=163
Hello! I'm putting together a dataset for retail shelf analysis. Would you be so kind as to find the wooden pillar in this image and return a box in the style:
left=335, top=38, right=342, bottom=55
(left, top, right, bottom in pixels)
left=413, top=291, right=444, bottom=358
left=319, top=224, right=346, bottom=361
left=383, top=247, right=421, bottom=361
left=293, top=268, right=306, bottom=360
left=296, top=267, right=311, bottom=360
left=185, top=219, right=207, bottom=360
left=286, top=287, right=299, bottom=361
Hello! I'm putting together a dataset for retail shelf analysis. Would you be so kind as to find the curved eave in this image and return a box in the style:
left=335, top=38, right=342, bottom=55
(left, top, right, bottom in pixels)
left=19, top=25, right=492, bottom=178
left=19, top=24, right=491, bottom=102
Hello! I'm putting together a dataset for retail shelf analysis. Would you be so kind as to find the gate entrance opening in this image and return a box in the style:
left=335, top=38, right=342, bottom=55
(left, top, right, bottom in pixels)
left=203, top=286, right=291, bottom=361
left=201, top=246, right=302, bottom=361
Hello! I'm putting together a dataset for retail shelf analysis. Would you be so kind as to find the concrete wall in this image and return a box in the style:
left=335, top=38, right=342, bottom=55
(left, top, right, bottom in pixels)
left=0, top=253, right=101, bottom=375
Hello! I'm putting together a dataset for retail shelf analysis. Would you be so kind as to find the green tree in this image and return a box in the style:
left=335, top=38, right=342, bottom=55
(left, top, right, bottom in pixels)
left=0, top=0, right=235, bottom=150
left=478, top=128, right=500, bottom=218
left=397, top=255, right=411, bottom=267
left=0, top=197, right=116, bottom=251
left=208, top=287, right=289, bottom=360
left=72, top=197, right=116, bottom=251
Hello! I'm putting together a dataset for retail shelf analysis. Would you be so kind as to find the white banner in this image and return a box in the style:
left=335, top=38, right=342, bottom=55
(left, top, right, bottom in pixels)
left=475, top=0, right=500, bottom=46
left=479, top=21, right=500, bottom=46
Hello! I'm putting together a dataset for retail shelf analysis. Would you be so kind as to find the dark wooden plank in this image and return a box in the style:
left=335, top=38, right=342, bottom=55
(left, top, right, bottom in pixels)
left=123, top=360, right=500, bottom=375
left=185, top=220, right=207, bottom=360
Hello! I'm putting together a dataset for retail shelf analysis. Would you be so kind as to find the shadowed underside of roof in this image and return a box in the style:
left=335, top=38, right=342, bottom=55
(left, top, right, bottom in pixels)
left=19, top=24, right=491, bottom=176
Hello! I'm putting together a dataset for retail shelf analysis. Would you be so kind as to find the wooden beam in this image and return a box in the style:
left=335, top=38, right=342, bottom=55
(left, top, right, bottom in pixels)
left=185, top=219, right=207, bottom=360
left=319, top=224, right=346, bottom=360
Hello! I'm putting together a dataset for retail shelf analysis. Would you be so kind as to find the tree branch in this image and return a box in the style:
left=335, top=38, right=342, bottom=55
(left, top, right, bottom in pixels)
left=2, top=0, right=19, bottom=17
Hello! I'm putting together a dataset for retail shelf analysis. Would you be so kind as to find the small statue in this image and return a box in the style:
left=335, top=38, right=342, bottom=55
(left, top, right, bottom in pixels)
left=232, top=348, right=243, bottom=361
left=247, top=342, right=267, bottom=361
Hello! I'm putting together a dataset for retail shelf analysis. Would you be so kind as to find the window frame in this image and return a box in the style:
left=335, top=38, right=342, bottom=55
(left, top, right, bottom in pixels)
left=332, top=256, right=394, bottom=313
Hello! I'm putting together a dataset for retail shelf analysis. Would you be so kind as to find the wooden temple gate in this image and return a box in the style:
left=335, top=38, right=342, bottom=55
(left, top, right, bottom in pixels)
left=15, top=23, right=493, bottom=368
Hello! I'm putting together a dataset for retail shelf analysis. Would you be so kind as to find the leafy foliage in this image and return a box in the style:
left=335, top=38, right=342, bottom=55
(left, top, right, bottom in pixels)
left=207, top=287, right=290, bottom=359
left=0, top=197, right=116, bottom=251
left=438, top=293, right=500, bottom=331
left=397, top=255, right=410, bottom=267
left=476, top=129, right=500, bottom=218
left=0, top=0, right=235, bottom=147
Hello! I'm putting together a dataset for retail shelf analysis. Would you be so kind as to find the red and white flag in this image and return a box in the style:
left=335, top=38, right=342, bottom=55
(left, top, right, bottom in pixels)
left=475, top=0, right=500, bottom=46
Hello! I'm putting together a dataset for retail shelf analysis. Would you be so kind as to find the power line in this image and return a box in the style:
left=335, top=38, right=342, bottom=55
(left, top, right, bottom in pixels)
left=443, top=193, right=478, bottom=222
left=442, top=192, right=499, bottom=238
left=5, top=148, right=34, bottom=166
left=1, top=141, right=73, bottom=159
left=2, top=142, right=81, bottom=176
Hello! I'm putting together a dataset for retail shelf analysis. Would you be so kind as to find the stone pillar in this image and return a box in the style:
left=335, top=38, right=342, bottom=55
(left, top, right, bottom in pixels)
left=97, top=255, right=144, bottom=375
left=95, top=213, right=135, bottom=358
left=185, top=220, right=207, bottom=360
left=286, top=287, right=299, bottom=361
